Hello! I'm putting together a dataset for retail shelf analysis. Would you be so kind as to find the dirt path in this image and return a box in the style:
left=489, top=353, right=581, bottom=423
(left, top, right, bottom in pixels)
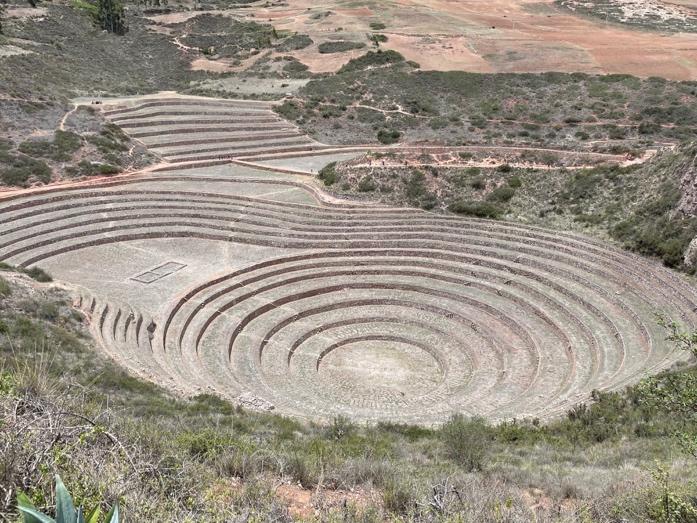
left=59, top=103, right=78, bottom=131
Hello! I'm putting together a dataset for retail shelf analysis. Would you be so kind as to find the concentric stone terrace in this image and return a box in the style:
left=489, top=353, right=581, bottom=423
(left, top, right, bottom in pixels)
left=102, top=96, right=326, bottom=169
left=2, top=162, right=695, bottom=424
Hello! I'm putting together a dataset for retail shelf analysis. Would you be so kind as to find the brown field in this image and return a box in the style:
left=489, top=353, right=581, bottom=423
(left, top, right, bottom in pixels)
left=238, top=0, right=697, bottom=79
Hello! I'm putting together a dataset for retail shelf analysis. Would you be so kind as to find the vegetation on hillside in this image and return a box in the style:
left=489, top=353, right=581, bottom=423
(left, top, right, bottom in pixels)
left=0, top=270, right=695, bottom=521
left=0, top=109, right=151, bottom=188
left=319, top=143, right=697, bottom=271
left=280, top=58, right=697, bottom=149
left=556, top=0, right=697, bottom=33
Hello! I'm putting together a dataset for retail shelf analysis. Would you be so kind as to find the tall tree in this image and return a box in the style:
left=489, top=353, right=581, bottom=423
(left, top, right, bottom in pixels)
left=97, top=0, right=127, bottom=35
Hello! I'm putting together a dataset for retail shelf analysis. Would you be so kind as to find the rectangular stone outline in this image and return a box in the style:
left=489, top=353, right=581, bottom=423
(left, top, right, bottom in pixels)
left=131, top=261, right=187, bottom=284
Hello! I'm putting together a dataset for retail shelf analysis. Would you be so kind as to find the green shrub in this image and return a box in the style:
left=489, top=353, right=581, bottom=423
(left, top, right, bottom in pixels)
left=18, top=130, right=82, bottom=161
left=318, top=41, right=365, bottom=54
left=449, top=200, right=502, bottom=219
left=326, top=415, right=355, bottom=440
left=318, top=162, right=338, bottom=186
left=283, top=60, right=309, bottom=74
left=25, top=267, right=52, bottom=282
left=66, top=160, right=120, bottom=178
left=487, top=185, right=516, bottom=203
left=0, top=276, right=11, bottom=298
left=508, top=176, right=522, bottom=188
left=404, top=170, right=437, bottom=209
left=377, top=129, right=401, bottom=144
left=277, top=34, right=313, bottom=51
left=639, top=121, right=661, bottom=134
left=470, top=177, right=486, bottom=190
left=274, top=100, right=303, bottom=121
left=369, top=22, right=386, bottom=30
left=440, top=415, right=490, bottom=471
left=382, top=477, right=413, bottom=515
left=0, top=154, right=52, bottom=187
left=71, top=0, right=99, bottom=16
left=610, top=178, right=697, bottom=268
left=337, top=50, right=405, bottom=74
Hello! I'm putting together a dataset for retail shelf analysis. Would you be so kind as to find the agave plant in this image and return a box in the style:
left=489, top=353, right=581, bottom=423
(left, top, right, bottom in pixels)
left=17, top=475, right=119, bottom=523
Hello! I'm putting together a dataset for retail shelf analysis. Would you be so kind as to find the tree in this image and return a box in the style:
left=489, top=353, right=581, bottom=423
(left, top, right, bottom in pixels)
left=97, top=0, right=127, bottom=35
left=638, top=315, right=697, bottom=458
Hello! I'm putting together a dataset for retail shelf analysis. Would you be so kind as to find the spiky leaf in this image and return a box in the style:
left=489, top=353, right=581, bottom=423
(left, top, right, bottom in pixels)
left=85, top=506, right=101, bottom=523
left=104, top=502, right=119, bottom=523
left=17, top=492, right=55, bottom=523
left=54, top=476, right=76, bottom=523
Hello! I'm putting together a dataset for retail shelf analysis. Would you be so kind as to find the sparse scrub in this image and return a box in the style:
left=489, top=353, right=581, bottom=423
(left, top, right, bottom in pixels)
left=66, top=160, right=120, bottom=178
left=449, top=200, right=502, bottom=218
left=18, top=130, right=82, bottom=162
left=0, top=277, right=11, bottom=298
left=358, top=174, right=377, bottom=192
left=377, top=128, right=401, bottom=144
left=441, top=415, right=491, bottom=471
left=276, top=33, right=313, bottom=51
left=487, top=185, right=516, bottom=203
left=318, top=161, right=338, bottom=186
left=337, top=50, right=406, bottom=74
left=0, top=152, right=52, bottom=187
left=470, top=177, right=486, bottom=190
left=274, top=100, right=303, bottom=121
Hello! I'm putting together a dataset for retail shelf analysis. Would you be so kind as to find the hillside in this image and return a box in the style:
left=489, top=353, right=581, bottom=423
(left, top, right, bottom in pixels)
left=1, top=271, right=696, bottom=521
left=316, top=142, right=697, bottom=271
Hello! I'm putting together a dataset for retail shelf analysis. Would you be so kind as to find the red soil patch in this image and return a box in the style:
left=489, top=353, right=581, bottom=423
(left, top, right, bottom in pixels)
left=387, top=34, right=494, bottom=72
left=276, top=483, right=378, bottom=520
left=235, top=0, right=697, bottom=79
left=190, top=57, right=236, bottom=73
